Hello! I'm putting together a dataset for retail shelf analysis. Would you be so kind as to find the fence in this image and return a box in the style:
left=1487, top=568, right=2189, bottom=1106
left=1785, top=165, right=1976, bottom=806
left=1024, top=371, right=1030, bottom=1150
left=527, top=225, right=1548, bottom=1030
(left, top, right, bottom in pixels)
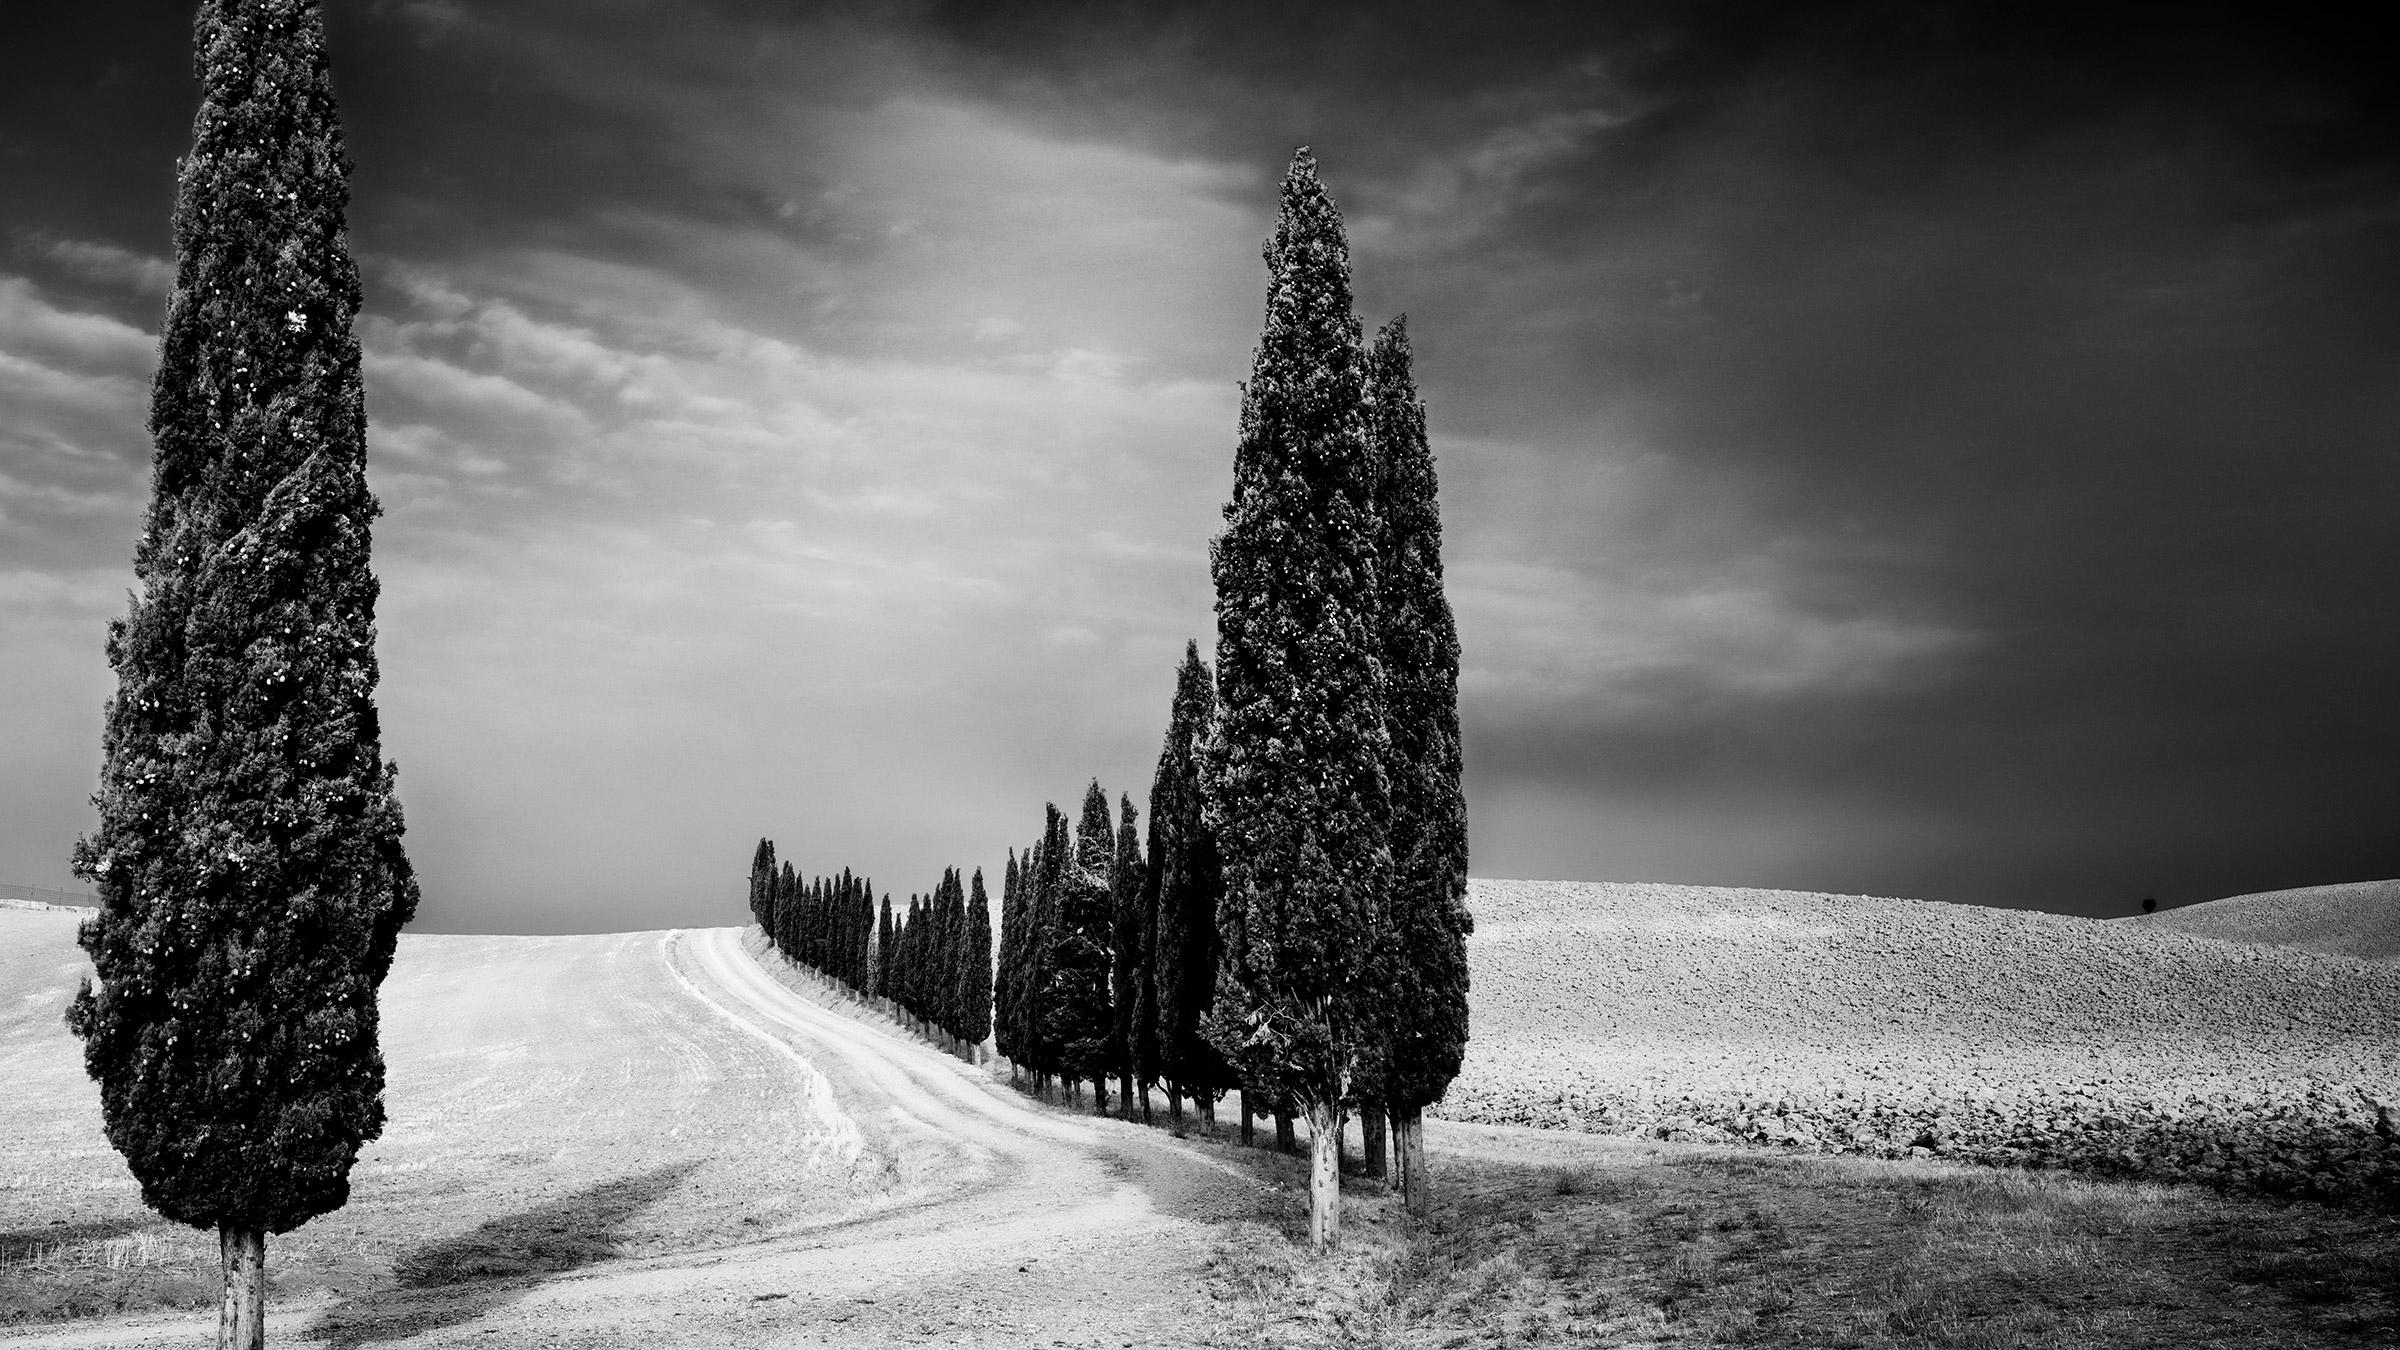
left=0, top=883, right=98, bottom=910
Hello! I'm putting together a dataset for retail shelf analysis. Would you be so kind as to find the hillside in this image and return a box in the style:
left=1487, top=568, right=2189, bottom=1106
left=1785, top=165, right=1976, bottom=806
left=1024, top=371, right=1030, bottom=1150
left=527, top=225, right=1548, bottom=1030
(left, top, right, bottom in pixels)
left=1443, top=879, right=2400, bottom=1198
left=2127, top=879, right=2400, bottom=962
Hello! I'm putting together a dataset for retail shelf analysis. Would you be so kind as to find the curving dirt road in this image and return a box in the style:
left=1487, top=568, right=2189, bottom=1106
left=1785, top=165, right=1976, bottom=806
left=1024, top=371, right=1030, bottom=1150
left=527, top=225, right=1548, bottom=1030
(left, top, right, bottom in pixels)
left=5, top=926, right=1267, bottom=1349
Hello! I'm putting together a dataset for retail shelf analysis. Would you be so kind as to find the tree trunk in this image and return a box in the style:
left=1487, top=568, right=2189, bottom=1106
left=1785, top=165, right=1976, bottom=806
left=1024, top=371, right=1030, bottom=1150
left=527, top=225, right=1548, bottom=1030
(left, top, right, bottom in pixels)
left=1275, top=1110, right=1295, bottom=1154
left=217, top=1226, right=265, bottom=1350
left=1200, top=1096, right=1217, bottom=1132
left=1304, top=1101, right=1343, bottom=1248
left=1240, top=1095, right=1254, bottom=1146
left=1398, top=1106, right=1430, bottom=1214
left=1167, top=1087, right=1183, bottom=1122
left=1094, top=1077, right=1110, bottom=1115
left=1139, top=1082, right=1154, bottom=1126
left=1362, top=1102, right=1388, bottom=1180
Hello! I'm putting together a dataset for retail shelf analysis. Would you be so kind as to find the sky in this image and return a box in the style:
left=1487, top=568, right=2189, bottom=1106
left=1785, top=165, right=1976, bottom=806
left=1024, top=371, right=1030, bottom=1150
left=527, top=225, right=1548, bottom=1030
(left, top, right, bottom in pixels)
left=1, top=1, right=2392, bottom=933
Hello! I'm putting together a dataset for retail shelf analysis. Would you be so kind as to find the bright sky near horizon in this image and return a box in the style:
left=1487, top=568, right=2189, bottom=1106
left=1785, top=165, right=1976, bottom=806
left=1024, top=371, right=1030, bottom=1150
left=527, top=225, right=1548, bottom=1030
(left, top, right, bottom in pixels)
left=1, top=2, right=2393, bottom=933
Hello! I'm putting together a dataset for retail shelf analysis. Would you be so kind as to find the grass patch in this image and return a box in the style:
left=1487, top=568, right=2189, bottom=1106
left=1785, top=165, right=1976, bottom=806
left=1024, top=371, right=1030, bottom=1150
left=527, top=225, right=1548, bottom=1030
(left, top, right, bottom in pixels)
left=1209, top=1141, right=2400, bottom=1348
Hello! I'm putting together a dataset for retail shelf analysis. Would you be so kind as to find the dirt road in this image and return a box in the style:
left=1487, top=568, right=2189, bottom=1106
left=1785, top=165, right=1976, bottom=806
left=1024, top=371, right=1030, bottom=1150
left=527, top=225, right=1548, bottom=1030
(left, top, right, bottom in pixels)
left=4, top=926, right=1265, bottom=1349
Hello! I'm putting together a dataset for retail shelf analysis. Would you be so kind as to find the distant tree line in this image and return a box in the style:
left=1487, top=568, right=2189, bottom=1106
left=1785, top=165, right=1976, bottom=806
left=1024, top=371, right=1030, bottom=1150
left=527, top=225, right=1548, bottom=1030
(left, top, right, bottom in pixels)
left=746, top=842, right=993, bottom=1060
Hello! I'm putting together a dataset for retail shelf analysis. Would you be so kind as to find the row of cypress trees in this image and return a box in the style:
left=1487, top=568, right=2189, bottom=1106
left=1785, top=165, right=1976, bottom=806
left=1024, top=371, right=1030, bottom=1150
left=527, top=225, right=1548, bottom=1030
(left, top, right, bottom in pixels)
left=992, top=779, right=1228, bottom=1113
left=746, top=841, right=875, bottom=995
left=987, top=151, right=1470, bottom=1250
left=746, top=840, right=994, bottom=1059
left=884, top=867, right=995, bottom=1056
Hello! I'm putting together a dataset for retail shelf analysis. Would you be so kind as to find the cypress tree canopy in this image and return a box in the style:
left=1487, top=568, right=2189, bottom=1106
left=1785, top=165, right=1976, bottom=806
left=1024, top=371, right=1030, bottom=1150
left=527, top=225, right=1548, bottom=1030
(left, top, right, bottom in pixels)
left=1150, top=642, right=1229, bottom=1104
left=1368, top=315, right=1472, bottom=1116
left=995, top=850, right=1022, bottom=1064
left=964, top=867, right=994, bottom=1050
left=1109, top=793, right=1144, bottom=1095
left=1201, top=147, right=1392, bottom=1123
left=1046, top=782, right=1119, bottom=1085
left=66, top=0, right=417, bottom=1239
left=1020, top=806, right=1067, bottom=1079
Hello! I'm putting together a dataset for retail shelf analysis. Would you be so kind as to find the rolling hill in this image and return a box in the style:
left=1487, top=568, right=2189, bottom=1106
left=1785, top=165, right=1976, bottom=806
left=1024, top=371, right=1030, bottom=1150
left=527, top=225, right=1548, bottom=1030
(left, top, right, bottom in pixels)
left=1442, top=879, right=2400, bottom=1199
left=2127, top=879, right=2400, bottom=962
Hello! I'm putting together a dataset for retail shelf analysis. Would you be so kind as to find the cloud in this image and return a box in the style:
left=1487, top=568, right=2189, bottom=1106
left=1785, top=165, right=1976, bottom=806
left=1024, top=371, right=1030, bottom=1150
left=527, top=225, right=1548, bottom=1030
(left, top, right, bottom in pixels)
left=32, top=237, right=175, bottom=298
left=1454, top=557, right=1974, bottom=716
left=6, top=0, right=2395, bottom=923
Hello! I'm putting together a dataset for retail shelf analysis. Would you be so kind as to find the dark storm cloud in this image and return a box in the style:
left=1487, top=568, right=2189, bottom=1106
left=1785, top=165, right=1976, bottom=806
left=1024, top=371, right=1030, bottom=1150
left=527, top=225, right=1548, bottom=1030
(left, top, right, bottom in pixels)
left=2, top=1, right=2391, bottom=925
left=898, top=0, right=2400, bottom=907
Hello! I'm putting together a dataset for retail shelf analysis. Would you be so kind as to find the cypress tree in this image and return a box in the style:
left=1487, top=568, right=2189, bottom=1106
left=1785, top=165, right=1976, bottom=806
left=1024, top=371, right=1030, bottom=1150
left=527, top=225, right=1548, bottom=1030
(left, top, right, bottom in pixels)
left=854, top=880, right=874, bottom=993
left=1366, top=317, right=1461, bottom=1191
left=923, top=873, right=947, bottom=1037
left=947, top=868, right=971, bottom=1046
left=942, top=868, right=967, bottom=1043
left=1023, top=809, right=1066, bottom=1093
left=828, top=874, right=846, bottom=984
left=1201, top=148, right=1391, bottom=1247
left=749, top=839, right=774, bottom=929
left=874, top=892, right=894, bottom=1002
left=1046, top=782, right=1117, bottom=1111
left=1109, top=794, right=1146, bottom=1119
left=777, top=864, right=799, bottom=958
left=1149, top=643, right=1229, bottom=1125
left=854, top=874, right=873, bottom=989
left=64, top=4, right=418, bottom=1343
left=995, top=851, right=1022, bottom=1072
left=903, top=895, right=923, bottom=1024
left=963, top=867, right=995, bottom=1060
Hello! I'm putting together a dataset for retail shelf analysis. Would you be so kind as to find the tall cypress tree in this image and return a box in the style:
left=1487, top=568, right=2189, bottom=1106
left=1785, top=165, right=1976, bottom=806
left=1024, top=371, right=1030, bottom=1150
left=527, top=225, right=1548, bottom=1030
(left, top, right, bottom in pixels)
left=1021, top=809, right=1066, bottom=1091
left=963, top=867, right=994, bottom=1059
left=1109, top=794, right=1146, bottom=1119
left=1046, top=782, right=1118, bottom=1111
left=1150, top=643, right=1229, bottom=1124
left=1202, top=148, right=1392, bottom=1247
left=749, top=839, right=775, bottom=929
left=776, top=863, right=799, bottom=958
left=926, top=870, right=952, bottom=1040
left=853, top=881, right=874, bottom=993
left=1364, top=315, right=1470, bottom=1201
left=945, top=868, right=971, bottom=1046
left=874, top=892, right=894, bottom=1002
left=995, top=851, right=1022, bottom=1071
left=64, top=4, right=418, bottom=1343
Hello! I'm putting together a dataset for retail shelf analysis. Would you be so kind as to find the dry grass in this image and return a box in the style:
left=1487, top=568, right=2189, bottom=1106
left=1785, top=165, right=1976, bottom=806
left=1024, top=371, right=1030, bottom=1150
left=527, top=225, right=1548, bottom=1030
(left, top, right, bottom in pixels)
left=1210, top=1138, right=2400, bottom=1349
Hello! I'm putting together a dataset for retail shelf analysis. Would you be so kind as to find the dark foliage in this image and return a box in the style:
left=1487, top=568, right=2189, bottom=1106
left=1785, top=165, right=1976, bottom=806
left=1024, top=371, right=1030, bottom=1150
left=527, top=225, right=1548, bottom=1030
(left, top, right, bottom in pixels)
left=1200, top=147, right=1393, bottom=1122
left=1367, top=315, right=1472, bottom=1120
left=67, top=0, right=418, bottom=1239
left=1045, top=783, right=1119, bottom=1089
left=1109, top=794, right=1145, bottom=1104
left=1149, top=642, right=1231, bottom=1109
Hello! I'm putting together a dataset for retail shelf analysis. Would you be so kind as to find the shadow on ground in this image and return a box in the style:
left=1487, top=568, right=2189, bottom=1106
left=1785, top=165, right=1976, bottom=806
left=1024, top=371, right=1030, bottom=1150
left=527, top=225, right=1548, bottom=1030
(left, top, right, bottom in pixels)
left=313, top=1160, right=701, bottom=1348
left=0, top=1217, right=153, bottom=1261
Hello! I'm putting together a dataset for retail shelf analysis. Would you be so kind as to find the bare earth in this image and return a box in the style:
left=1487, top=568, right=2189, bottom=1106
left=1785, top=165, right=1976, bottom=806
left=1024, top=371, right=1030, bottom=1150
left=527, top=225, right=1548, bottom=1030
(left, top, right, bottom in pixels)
left=2127, top=879, right=2400, bottom=962
left=1, top=915, right=1261, bottom=1348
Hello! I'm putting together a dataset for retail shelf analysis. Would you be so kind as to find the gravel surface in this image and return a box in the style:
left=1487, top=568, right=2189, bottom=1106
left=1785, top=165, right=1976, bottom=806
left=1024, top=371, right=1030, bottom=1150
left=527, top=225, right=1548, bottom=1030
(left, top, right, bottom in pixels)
left=1441, top=879, right=2400, bottom=1202
left=2128, top=879, right=2400, bottom=962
